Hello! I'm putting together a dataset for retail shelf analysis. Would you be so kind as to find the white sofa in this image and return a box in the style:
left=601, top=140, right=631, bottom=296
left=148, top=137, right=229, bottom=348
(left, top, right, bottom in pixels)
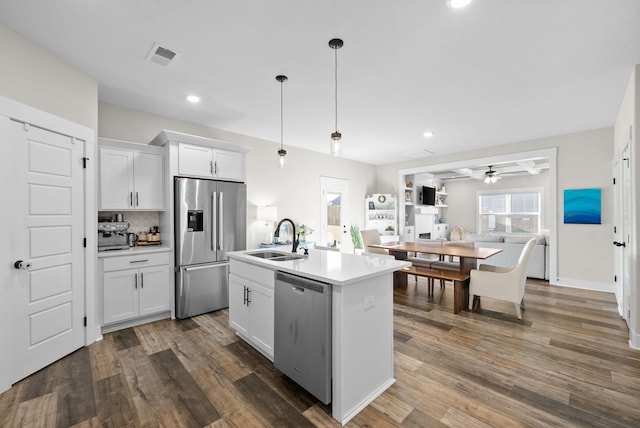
left=457, top=232, right=548, bottom=280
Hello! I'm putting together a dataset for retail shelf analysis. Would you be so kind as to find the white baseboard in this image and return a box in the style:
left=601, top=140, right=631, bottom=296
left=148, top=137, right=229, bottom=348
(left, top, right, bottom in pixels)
left=553, top=277, right=614, bottom=293
left=629, top=326, right=640, bottom=350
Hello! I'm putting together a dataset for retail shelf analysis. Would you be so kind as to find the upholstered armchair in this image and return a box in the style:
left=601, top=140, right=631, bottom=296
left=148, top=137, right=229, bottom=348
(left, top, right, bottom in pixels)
left=468, top=238, right=537, bottom=319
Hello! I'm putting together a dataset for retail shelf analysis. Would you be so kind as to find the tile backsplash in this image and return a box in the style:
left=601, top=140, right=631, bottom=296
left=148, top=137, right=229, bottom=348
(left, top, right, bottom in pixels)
left=99, top=211, right=160, bottom=236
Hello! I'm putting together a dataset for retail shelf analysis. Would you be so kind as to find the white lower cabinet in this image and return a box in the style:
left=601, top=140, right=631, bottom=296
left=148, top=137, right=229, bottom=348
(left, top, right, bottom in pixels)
left=433, top=223, right=449, bottom=240
left=102, top=251, right=171, bottom=329
left=228, top=261, right=274, bottom=360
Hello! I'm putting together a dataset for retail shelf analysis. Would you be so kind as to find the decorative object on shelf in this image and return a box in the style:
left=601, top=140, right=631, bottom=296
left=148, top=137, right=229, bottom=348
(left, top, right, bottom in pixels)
left=368, top=201, right=375, bottom=210
left=329, top=38, right=344, bottom=156
left=564, top=188, right=601, bottom=224
left=484, top=165, right=500, bottom=184
left=405, top=191, right=411, bottom=201
left=377, top=195, right=386, bottom=204
left=406, top=181, right=413, bottom=188
left=275, top=75, right=288, bottom=168
left=384, top=225, right=395, bottom=235
left=440, top=185, right=446, bottom=193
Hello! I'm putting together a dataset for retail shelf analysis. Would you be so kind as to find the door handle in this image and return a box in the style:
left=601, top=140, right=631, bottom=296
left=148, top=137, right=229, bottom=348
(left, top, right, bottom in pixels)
left=140, top=272, right=144, bottom=288
left=218, top=192, right=223, bottom=250
left=134, top=273, right=138, bottom=289
left=613, top=241, right=626, bottom=247
left=14, top=260, right=32, bottom=270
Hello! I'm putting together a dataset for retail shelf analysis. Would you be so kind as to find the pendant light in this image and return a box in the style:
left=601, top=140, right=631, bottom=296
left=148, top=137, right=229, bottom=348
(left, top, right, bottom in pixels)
left=329, top=38, right=344, bottom=156
left=276, top=75, right=288, bottom=168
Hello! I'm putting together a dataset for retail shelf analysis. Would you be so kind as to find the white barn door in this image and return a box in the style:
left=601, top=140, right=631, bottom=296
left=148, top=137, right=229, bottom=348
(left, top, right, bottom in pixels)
left=4, top=118, right=85, bottom=384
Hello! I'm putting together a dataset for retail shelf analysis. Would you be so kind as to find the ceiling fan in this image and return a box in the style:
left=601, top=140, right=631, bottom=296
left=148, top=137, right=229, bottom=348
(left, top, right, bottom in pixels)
left=484, top=165, right=501, bottom=183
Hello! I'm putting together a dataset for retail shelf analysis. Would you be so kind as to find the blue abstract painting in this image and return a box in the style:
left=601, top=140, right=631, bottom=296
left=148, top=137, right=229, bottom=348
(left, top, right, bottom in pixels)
left=564, top=188, right=601, bottom=224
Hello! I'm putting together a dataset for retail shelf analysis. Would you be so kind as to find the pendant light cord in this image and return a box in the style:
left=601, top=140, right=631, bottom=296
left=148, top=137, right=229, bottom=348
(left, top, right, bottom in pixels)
left=334, top=46, right=338, bottom=133
left=280, top=79, right=284, bottom=150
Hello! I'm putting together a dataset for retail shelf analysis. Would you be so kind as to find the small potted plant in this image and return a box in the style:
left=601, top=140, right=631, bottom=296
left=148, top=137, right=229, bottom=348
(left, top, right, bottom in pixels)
left=385, top=225, right=395, bottom=235
left=297, top=224, right=314, bottom=243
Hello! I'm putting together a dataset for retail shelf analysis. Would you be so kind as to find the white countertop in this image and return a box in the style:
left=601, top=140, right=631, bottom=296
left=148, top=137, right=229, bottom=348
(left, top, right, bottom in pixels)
left=228, top=249, right=410, bottom=286
left=97, top=245, right=171, bottom=258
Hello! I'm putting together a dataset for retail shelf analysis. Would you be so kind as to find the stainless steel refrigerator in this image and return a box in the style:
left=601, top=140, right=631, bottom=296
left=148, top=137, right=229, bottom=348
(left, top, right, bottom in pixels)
left=175, top=176, right=246, bottom=318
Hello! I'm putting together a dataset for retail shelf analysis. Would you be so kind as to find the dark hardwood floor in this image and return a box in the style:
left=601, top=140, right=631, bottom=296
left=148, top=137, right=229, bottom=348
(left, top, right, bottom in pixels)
left=1, top=278, right=639, bottom=427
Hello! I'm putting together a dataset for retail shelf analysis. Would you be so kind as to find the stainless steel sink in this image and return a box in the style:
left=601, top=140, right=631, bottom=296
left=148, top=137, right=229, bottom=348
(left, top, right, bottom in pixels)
left=269, top=254, right=306, bottom=261
left=247, top=251, right=306, bottom=262
left=248, top=251, right=288, bottom=259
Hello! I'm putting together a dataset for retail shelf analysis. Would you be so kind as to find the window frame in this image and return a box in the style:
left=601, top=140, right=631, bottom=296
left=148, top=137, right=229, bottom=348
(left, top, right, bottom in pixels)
left=476, top=186, right=544, bottom=234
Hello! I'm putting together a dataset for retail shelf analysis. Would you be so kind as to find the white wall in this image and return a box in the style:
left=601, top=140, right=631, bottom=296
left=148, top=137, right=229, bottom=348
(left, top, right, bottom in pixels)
left=614, top=65, right=639, bottom=348
left=98, top=103, right=377, bottom=249
left=0, top=24, right=98, bottom=130
left=375, top=128, right=614, bottom=288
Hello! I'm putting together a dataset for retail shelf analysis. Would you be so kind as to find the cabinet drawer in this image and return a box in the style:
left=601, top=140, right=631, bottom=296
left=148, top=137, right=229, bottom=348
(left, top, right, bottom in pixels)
left=230, top=259, right=275, bottom=289
left=103, top=251, right=171, bottom=272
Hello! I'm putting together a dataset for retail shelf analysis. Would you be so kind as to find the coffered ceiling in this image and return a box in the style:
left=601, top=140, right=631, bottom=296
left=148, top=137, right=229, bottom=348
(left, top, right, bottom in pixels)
left=1, top=1, right=639, bottom=165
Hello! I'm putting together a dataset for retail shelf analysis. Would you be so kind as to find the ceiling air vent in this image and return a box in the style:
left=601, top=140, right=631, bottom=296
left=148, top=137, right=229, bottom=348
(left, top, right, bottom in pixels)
left=146, top=42, right=180, bottom=67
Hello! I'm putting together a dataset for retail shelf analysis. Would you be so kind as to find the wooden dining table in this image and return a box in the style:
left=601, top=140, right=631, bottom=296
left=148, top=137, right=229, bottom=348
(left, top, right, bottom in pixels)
left=369, top=241, right=502, bottom=275
left=369, top=241, right=502, bottom=313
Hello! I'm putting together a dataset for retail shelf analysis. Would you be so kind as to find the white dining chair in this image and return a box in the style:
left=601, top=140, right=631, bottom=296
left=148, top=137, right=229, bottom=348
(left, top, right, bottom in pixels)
left=359, top=229, right=388, bottom=255
left=468, top=238, right=537, bottom=319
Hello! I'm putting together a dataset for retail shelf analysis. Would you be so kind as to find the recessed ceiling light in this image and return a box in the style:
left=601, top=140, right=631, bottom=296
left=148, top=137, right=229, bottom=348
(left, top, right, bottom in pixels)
left=447, top=0, right=472, bottom=9
left=186, top=95, right=200, bottom=103
left=423, top=131, right=435, bottom=138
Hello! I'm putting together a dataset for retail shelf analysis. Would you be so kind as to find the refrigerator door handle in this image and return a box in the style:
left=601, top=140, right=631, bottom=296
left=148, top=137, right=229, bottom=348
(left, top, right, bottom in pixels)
left=218, top=192, right=224, bottom=250
left=211, top=191, right=217, bottom=252
left=183, top=263, right=228, bottom=272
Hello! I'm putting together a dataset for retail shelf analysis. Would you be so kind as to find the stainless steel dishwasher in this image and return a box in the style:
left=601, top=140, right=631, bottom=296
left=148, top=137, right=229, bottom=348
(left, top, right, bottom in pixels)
left=274, top=271, right=332, bottom=404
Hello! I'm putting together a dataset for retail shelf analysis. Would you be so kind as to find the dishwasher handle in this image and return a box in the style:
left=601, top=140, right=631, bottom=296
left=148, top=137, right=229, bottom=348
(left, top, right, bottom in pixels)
left=275, top=271, right=329, bottom=294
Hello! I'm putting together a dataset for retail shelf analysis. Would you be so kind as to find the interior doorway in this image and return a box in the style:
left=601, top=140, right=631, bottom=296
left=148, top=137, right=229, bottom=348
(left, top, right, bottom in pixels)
left=397, top=148, right=557, bottom=283
left=319, top=177, right=352, bottom=253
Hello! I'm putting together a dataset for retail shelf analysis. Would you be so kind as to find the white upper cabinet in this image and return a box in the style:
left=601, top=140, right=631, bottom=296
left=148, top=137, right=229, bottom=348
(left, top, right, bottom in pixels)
left=213, top=149, right=244, bottom=180
left=178, top=143, right=214, bottom=177
left=150, top=130, right=249, bottom=182
left=178, top=143, right=244, bottom=180
left=99, top=139, right=164, bottom=210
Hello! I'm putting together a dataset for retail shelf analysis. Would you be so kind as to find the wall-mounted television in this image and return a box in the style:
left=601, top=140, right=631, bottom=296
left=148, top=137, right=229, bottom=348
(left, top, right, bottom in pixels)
left=421, top=186, right=436, bottom=206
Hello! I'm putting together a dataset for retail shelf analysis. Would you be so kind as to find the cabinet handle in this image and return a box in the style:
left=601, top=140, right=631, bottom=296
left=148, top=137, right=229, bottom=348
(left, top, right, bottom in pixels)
left=130, top=192, right=133, bottom=207
left=243, top=286, right=247, bottom=305
left=134, top=273, right=138, bottom=289
left=140, top=272, right=144, bottom=288
left=129, top=259, right=149, bottom=264
left=136, top=192, right=139, bottom=207
left=214, top=161, right=218, bottom=175
left=246, top=288, right=251, bottom=306
left=210, top=160, right=213, bottom=174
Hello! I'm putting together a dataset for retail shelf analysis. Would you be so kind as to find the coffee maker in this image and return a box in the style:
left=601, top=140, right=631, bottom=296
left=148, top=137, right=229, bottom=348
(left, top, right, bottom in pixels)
left=98, top=221, right=130, bottom=251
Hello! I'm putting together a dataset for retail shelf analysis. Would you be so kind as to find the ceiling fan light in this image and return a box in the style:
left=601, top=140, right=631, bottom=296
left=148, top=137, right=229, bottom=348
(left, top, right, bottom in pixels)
left=484, top=176, right=491, bottom=184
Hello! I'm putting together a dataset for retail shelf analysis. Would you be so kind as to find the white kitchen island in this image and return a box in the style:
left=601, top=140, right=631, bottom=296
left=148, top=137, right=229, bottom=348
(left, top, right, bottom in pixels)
left=227, top=249, right=410, bottom=426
